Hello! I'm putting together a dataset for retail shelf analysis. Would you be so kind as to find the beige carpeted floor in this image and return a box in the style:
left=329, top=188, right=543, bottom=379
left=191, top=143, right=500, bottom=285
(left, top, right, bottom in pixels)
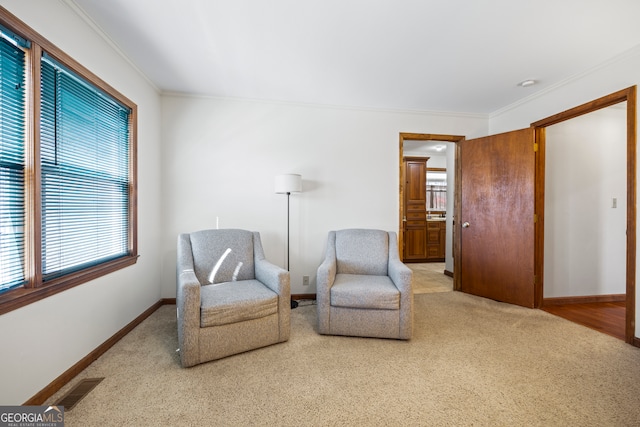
left=409, top=262, right=452, bottom=294
left=47, top=287, right=640, bottom=426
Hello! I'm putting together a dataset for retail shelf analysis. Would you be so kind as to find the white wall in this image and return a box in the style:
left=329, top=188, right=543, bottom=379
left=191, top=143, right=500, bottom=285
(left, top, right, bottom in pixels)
left=160, top=95, right=487, bottom=297
left=544, top=105, right=626, bottom=297
left=0, top=1, right=163, bottom=404
left=488, top=45, right=640, bottom=337
left=403, top=150, right=447, bottom=167
left=427, top=155, right=447, bottom=169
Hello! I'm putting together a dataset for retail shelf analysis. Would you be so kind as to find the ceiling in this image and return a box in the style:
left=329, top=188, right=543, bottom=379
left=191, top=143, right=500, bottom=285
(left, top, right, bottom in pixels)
left=404, top=140, right=450, bottom=155
left=68, top=0, right=640, bottom=114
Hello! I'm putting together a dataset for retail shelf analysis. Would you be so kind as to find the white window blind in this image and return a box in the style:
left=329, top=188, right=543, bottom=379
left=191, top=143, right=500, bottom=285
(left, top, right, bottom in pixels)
left=40, top=54, right=131, bottom=280
left=0, top=32, right=26, bottom=293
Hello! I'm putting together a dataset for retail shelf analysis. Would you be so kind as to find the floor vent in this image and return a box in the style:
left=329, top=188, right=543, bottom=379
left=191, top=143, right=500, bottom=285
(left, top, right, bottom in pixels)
left=55, top=378, right=104, bottom=411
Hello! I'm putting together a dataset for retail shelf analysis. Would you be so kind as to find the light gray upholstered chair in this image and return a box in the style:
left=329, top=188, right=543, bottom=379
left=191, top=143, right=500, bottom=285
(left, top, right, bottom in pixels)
left=176, top=229, right=290, bottom=367
left=316, top=229, right=413, bottom=339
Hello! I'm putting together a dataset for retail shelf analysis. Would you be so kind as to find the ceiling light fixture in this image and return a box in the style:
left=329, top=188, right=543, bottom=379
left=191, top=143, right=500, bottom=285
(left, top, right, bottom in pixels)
left=518, top=79, right=536, bottom=87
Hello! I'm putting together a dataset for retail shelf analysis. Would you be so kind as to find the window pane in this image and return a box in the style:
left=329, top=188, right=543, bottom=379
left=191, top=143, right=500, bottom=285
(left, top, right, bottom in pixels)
left=426, top=171, right=447, bottom=211
left=0, top=36, right=26, bottom=293
left=40, top=55, right=130, bottom=280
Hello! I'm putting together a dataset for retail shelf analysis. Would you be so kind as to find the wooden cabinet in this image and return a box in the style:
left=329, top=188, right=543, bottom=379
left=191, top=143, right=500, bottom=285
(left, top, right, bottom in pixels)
left=403, top=158, right=429, bottom=261
left=427, top=220, right=446, bottom=261
left=403, top=156, right=447, bottom=263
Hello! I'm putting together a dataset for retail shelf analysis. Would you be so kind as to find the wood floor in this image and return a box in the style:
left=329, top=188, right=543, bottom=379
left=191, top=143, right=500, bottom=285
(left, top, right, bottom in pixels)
left=541, top=301, right=626, bottom=341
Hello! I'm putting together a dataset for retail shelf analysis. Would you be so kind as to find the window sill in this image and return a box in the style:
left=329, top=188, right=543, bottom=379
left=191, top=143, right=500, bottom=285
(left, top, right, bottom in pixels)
left=0, top=255, right=138, bottom=316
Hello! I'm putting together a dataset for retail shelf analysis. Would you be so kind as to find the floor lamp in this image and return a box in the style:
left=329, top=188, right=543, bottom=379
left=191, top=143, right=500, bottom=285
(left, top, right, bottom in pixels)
left=275, top=174, right=302, bottom=309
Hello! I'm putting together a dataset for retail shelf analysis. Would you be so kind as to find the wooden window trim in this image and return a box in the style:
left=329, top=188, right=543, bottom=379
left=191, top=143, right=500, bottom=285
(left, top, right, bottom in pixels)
left=0, top=6, right=138, bottom=316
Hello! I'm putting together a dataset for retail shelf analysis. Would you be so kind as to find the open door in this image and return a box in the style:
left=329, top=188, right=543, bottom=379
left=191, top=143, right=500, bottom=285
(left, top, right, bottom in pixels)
left=459, top=128, right=535, bottom=308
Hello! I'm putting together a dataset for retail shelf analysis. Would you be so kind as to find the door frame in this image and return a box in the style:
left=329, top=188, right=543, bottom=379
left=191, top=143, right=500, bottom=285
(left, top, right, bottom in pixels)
left=398, top=133, right=465, bottom=289
left=400, top=87, right=637, bottom=345
left=531, top=86, right=637, bottom=344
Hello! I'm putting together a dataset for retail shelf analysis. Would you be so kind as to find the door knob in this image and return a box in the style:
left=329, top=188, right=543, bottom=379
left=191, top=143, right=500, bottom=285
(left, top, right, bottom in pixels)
left=462, top=221, right=470, bottom=228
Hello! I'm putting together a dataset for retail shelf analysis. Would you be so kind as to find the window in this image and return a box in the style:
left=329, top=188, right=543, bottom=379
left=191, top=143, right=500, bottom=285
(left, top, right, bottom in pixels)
left=0, top=28, right=26, bottom=293
left=426, top=169, right=446, bottom=211
left=0, top=9, right=137, bottom=315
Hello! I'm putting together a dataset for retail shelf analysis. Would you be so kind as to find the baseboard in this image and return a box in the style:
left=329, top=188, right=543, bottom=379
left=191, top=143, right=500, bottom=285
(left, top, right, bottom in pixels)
left=24, top=299, right=168, bottom=405
left=634, top=336, right=640, bottom=348
left=444, top=270, right=453, bottom=278
left=292, top=293, right=316, bottom=301
left=542, top=294, right=626, bottom=306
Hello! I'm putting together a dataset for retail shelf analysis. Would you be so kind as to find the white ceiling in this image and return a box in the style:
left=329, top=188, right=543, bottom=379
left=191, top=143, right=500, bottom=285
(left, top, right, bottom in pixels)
left=68, top=0, right=640, bottom=114
left=404, top=140, right=450, bottom=155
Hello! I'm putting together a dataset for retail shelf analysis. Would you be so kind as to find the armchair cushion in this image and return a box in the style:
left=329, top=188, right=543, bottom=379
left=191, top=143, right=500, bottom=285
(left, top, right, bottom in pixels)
left=200, top=280, right=278, bottom=327
left=189, top=229, right=256, bottom=284
left=335, top=229, right=389, bottom=276
left=331, top=274, right=400, bottom=310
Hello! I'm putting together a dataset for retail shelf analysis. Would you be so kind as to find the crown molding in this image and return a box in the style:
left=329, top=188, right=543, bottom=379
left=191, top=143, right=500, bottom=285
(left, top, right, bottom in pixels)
left=62, top=0, right=161, bottom=94
left=161, top=91, right=489, bottom=119
left=490, top=43, right=640, bottom=119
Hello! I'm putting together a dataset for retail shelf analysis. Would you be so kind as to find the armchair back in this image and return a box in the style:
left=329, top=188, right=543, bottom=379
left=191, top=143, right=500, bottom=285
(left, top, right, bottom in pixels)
left=189, top=229, right=256, bottom=285
left=335, top=229, right=389, bottom=276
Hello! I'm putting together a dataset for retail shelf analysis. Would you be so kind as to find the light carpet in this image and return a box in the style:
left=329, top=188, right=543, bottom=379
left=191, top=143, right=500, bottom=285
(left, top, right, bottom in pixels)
left=47, top=292, right=640, bottom=426
left=408, top=263, right=452, bottom=294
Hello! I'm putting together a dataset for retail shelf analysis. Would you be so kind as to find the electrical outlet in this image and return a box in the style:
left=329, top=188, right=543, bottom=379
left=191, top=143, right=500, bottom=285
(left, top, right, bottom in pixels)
left=303, top=275, right=310, bottom=286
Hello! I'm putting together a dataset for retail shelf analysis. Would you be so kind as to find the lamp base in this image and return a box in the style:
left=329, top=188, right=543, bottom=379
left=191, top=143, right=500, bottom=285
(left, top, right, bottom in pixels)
left=291, top=300, right=298, bottom=309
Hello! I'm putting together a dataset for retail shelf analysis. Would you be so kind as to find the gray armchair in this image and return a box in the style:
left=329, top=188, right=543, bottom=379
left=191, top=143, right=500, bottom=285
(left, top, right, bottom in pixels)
left=317, top=229, right=413, bottom=339
left=176, top=229, right=290, bottom=367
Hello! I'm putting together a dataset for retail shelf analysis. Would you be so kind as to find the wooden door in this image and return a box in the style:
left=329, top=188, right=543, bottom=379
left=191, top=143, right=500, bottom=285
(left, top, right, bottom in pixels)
left=403, top=157, right=429, bottom=261
left=460, top=128, right=535, bottom=307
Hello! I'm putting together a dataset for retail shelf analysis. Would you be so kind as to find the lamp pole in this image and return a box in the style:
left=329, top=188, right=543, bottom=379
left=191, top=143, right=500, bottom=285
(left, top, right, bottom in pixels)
left=286, top=190, right=298, bottom=308
left=275, top=174, right=302, bottom=309
left=286, top=191, right=291, bottom=271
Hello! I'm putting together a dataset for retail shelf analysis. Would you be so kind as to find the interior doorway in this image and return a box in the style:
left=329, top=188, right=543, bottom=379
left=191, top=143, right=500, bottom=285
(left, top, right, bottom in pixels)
left=398, top=133, right=464, bottom=285
left=532, top=87, right=636, bottom=344
left=399, top=88, right=636, bottom=345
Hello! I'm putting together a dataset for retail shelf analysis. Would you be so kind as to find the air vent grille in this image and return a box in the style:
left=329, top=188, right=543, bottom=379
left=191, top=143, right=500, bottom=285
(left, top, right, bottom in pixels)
left=55, top=377, right=104, bottom=411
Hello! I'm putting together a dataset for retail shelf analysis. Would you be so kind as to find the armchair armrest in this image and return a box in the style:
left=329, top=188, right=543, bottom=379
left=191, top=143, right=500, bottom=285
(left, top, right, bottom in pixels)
left=387, top=231, right=412, bottom=295
left=255, top=258, right=290, bottom=298
left=316, top=231, right=337, bottom=334
left=176, top=269, right=201, bottom=367
left=387, top=231, right=413, bottom=339
left=177, top=269, right=200, bottom=318
left=176, top=233, right=202, bottom=367
left=176, top=233, right=200, bottom=319
left=252, top=231, right=290, bottom=341
left=252, top=231, right=290, bottom=298
left=388, top=259, right=412, bottom=294
left=316, top=254, right=337, bottom=296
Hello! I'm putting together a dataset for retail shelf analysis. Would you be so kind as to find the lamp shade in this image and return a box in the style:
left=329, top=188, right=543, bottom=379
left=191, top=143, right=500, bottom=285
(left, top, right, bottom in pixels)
left=275, top=174, right=302, bottom=194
